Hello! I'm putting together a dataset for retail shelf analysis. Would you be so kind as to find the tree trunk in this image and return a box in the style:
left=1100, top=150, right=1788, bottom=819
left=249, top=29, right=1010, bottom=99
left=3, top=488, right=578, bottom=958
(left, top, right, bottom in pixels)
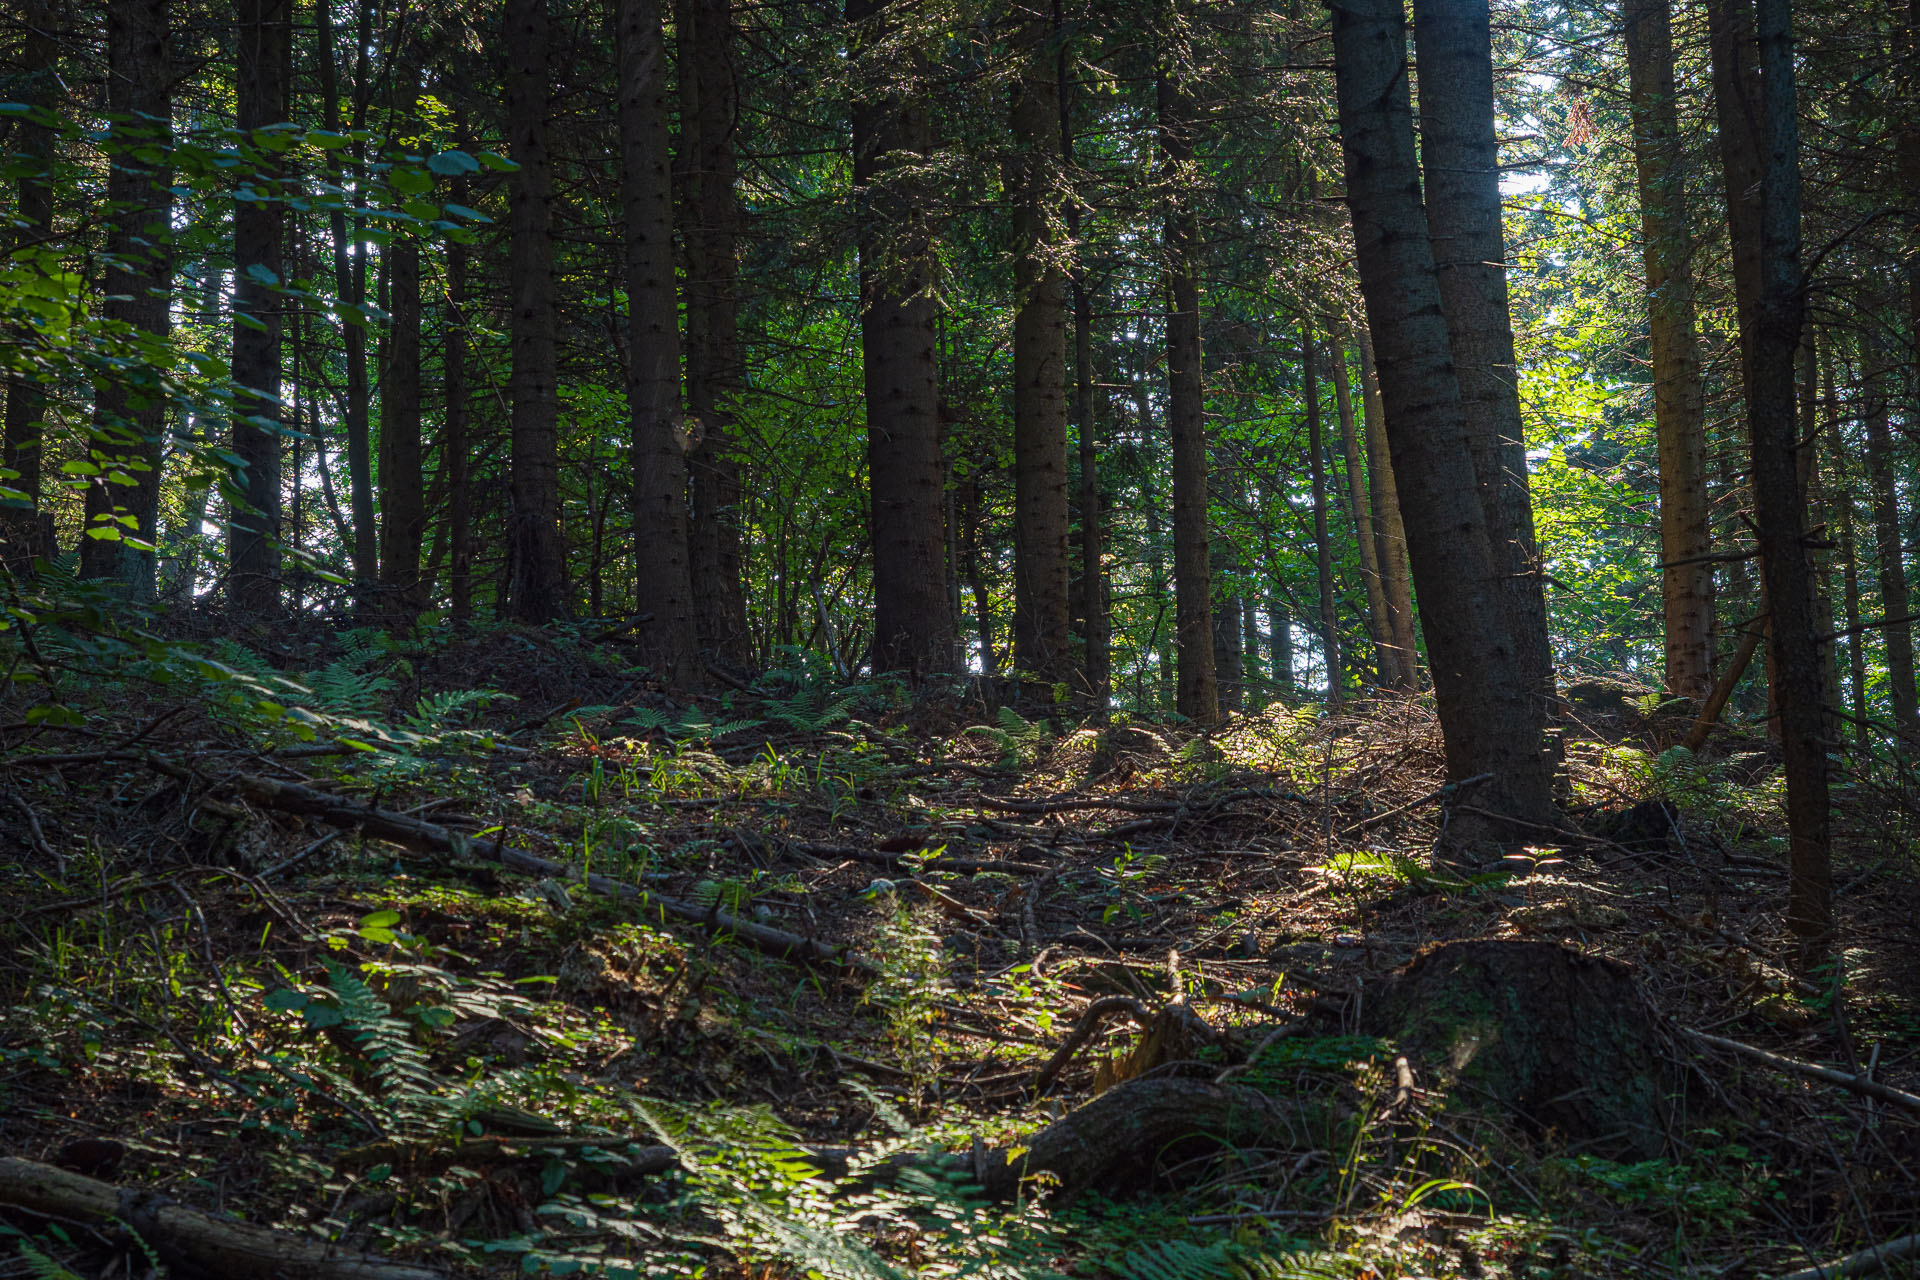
left=851, top=0, right=954, bottom=680
left=1008, top=19, right=1073, bottom=690
left=619, top=0, right=702, bottom=685
left=1329, top=0, right=1555, bottom=834
left=1304, top=320, right=1341, bottom=708
left=1862, top=336, right=1917, bottom=739
left=1331, top=333, right=1393, bottom=690
left=680, top=0, right=753, bottom=665
left=1706, top=0, right=1766, bottom=375
left=1357, top=330, right=1419, bottom=690
left=230, top=0, right=289, bottom=618
left=958, top=478, right=998, bottom=677
left=77, top=0, right=170, bottom=597
left=313, top=0, right=376, bottom=588
left=1412, top=0, right=1554, bottom=726
left=1623, top=0, right=1714, bottom=702
left=503, top=0, right=567, bottom=623
left=1835, top=380, right=1868, bottom=751
left=378, top=242, right=424, bottom=620
left=1158, top=62, right=1218, bottom=725
left=0, top=0, right=55, bottom=574
left=1740, top=0, right=1831, bottom=965
left=1063, top=51, right=1109, bottom=713
left=445, top=141, right=473, bottom=626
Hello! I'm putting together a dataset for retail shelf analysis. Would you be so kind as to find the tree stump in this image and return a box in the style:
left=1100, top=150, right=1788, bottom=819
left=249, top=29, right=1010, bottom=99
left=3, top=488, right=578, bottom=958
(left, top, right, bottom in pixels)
left=1360, top=940, right=1679, bottom=1158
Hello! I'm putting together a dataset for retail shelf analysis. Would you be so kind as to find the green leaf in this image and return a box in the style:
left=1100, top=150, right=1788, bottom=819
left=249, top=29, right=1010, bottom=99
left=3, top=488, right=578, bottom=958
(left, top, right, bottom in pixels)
left=388, top=167, right=433, bottom=195
left=443, top=203, right=491, bottom=224
left=428, top=149, right=480, bottom=175
left=263, top=988, right=310, bottom=1012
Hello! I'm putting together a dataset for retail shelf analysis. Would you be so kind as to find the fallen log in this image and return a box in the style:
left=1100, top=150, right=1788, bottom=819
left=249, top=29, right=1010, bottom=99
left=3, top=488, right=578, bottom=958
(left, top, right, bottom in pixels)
left=0, top=1157, right=443, bottom=1280
left=227, top=774, right=868, bottom=973
left=1772, top=1232, right=1920, bottom=1280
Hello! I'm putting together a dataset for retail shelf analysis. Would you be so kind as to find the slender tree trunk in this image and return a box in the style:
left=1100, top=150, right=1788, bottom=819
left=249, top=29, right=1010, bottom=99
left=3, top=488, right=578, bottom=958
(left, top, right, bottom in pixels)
left=1302, top=320, right=1341, bottom=707
left=1062, top=52, right=1109, bottom=713
left=1268, top=592, right=1293, bottom=699
left=958, top=477, right=998, bottom=677
left=1008, top=15, right=1073, bottom=690
left=1834, top=374, right=1868, bottom=750
left=1357, top=329, right=1420, bottom=690
left=0, top=0, right=55, bottom=574
left=502, top=0, right=567, bottom=622
left=1802, top=333, right=1841, bottom=746
left=1862, top=338, right=1917, bottom=738
left=446, top=145, right=472, bottom=626
left=377, top=242, right=424, bottom=619
left=1741, top=0, right=1830, bottom=964
left=1413, top=0, right=1554, bottom=726
left=1623, top=0, right=1713, bottom=701
left=1706, top=0, right=1766, bottom=373
left=680, top=0, right=752, bottom=664
left=850, top=0, right=954, bottom=680
left=313, top=0, right=376, bottom=586
left=618, top=0, right=702, bottom=684
left=230, top=0, right=289, bottom=617
left=1158, top=60, right=1218, bottom=724
left=78, top=0, right=171, bottom=598
left=1331, top=334, right=1393, bottom=689
left=1211, top=464, right=1243, bottom=713
left=1242, top=597, right=1261, bottom=696
left=1330, top=0, right=1555, bottom=833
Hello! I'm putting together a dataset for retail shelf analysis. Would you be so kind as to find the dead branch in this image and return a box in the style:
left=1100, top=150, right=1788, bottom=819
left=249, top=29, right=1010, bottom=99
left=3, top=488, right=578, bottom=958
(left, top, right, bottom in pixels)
left=1686, top=1030, right=1920, bottom=1116
left=1346, top=772, right=1492, bottom=834
left=1772, top=1232, right=1920, bottom=1280
left=0, top=1157, right=444, bottom=1280
left=1031, top=995, right=1152, bottom=1097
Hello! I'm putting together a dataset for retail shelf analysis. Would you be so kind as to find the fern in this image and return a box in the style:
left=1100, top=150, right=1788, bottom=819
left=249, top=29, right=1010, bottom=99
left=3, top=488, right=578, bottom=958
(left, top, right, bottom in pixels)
left=404, top=686, right=509, bottom=733
left=322, top=961, right=443, bottom=1127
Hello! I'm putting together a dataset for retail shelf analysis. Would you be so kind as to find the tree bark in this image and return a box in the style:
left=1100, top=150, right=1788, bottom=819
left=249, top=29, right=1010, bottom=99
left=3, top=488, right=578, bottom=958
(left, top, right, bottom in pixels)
left=0, top=0, right=55, bottom=574
left=1330, top=0, right=1555, bottom=834
left=619, top=0, right=702, bottom=685
left=1705, top=0, right=1766, bottom=376
left=1739, top=0, right=1831, bottom=964
left=1008, top=14, right=1073, bottom=690
left=1623, top=0, right=1713, bottom=701
left=1063, top=50, right=1109, bottom=713
left=1357, top=329, right=1419, bottom=690
left=1158, top=56, right=1218, bottom=724
left=445, top=140, right=472, bottom=625
left=503, top=0, right=567, bottom=622
left=850, top=0, right=954, bottom=680
left=230, top=0, right=289, bottom=618
left=1303, top=320, right=1341, bottom=707
left=680, top=0, right=753, bottom=665
left=79, top=0, right=171, bottom=597
left=378, top=242, right=424, bottom=620
left=1412, top=0, right=1554, bottom=726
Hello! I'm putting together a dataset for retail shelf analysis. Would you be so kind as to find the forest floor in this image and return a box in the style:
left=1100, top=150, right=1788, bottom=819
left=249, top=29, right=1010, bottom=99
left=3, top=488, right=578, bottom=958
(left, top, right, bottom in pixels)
left=1, top=619, right=1917, bottom=1280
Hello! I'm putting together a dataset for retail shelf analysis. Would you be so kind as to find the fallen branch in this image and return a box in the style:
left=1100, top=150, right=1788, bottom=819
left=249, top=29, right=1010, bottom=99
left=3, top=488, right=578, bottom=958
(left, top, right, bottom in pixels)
left=1686, top=1029, right=1920, bottom=1116
left=1031, top=995, right=1152, bottom=1098
left=1772, top=1232, right=1920, bottom=1280
left=227, top=773, right=869, bottom=973
left=1347, top=773, right=1492, bottom=834
left=0, top=1157, right=443, bottom=1280
left=1683, top=623, right=1765, bottom=751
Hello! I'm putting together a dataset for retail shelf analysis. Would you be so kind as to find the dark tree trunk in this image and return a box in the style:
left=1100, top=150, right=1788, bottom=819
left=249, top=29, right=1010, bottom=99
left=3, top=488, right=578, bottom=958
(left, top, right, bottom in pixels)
left=79, top=0, right=171, bottom=598
left=1009, top=17, right=1073, bottom=689
left=0, top=0, right=55, bottom=574
left=1740, top=0, right=1831, bottom=965
left=378, top=242, right=424, bottom=619
left=1834, top=372, right=1868, bottom=750
left=619, top=0, right=702, bottom=685
left=1624, top=0, right=1714, bottom=701
left=1413, top=0, right=1554, bottom=725
left=313, top=0, right=376, bottom=587
left=1158, top=61, right=1217, bottom=724
left=1304, top=320, right=1340, bottom=708
left=850, top=0, right=954, bottom=680
left=445, top=146, right=472, bottom=626
left=958, top=477, right=998, bottom=677
left=1706, top=0, right=1766, bottom=373
left=230, top=0, right=289, bottom=617
left=1330, top=0, right=1555, bottom=833
left=503, top=0, right=567, bottom=622
left=1358, top=329, right=1419, bottom=690
left=680, top=0, right=752, bottom=664
left=1062, top=50, right=1109, bottom=713
left=1862, top=339, right=1916, bottom=738
left=1331, top=334, right=1394, bottom=690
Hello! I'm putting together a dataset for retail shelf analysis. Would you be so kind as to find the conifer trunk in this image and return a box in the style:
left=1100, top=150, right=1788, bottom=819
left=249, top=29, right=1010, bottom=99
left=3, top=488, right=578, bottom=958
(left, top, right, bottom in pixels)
left=1863, top=341, right=1917, bottom=739
left=1158, top=58, right=1218, bottom=724
left=80, top=0, right=171, bottom=598
left=503, top=0, right=567, bottom=622
left=377, top=243, right=424, bottom=619
left=1331, top=335, right=1394, bottom=690
left=1303, top=321, right=1340, bottom=708
left=851, top=0, right=954, bottom=680
left=1623, top=0, right=1713, bottom=701
left=445, top=150, right=472, bottom=626
left=0, top=0, right=54, bottom=573
left=1009, top=15, right=1073, bottom=689
left=1063, top=51, right=1109, bottom=712
left=230, top=0, right=288, bottom=617
left=619, top=0, right=702, bottom=685
left=1357, top=330, right=1420, bottom=691
left=1412, top=0, right=1554, bottom=725
left=1330, top=0, right=1555, bottom=833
